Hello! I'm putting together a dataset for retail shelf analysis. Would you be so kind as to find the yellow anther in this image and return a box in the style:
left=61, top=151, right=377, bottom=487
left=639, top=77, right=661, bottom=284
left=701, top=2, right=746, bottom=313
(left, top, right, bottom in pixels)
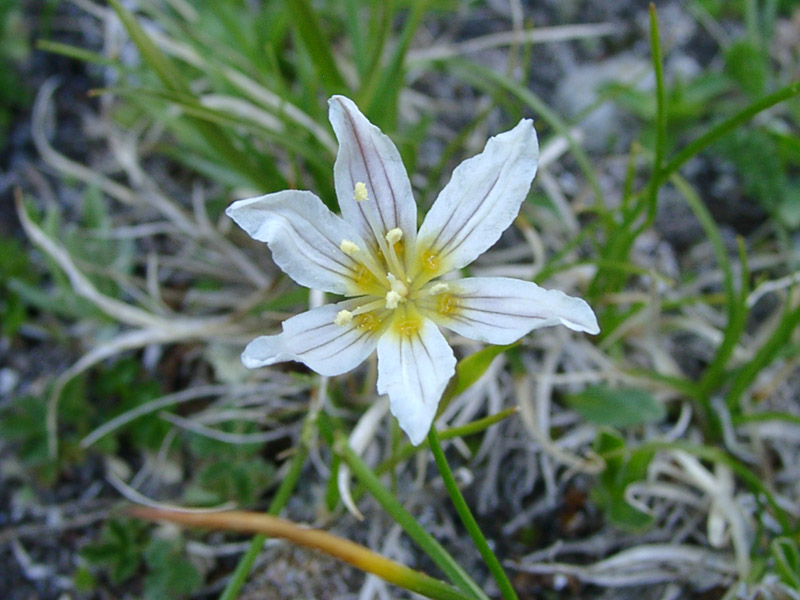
left=340, top=239, right=361, bottom=256
left=354, top=182, right=369, bottom=202
left=396, top=318, right=420, bottom=337
left=385, top=228, right=403, bottom=245
left=385, top=290, right=403, bottom=309
left=334, top=309, right=354, bottom=326
left=421, top=250, right=440, bottom=273
left=356, top=313, right=378, bottom=331
left=437, top=293, right=458, bottom=315
left=428, top=282, right=449, bottom=295
left=355, top=264, right=374, bottom=287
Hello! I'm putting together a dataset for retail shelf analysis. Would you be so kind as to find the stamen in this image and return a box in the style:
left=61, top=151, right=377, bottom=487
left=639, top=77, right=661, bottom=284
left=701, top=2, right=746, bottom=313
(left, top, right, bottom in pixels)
left=383, top=231, right=407, bottom=281
left=385, top=228, right=403, bottom=245
left=354, top=182, right=369, bottom=202
left=334, top=309, right=353, bottom=326
left=351, top=299, right=386, bottom=316
left=385, top=291, right=403, bottom=309
left=352, top=182, right=405, bottom=281
left=428, top=282, right=449, bottom=295
left=340, top=239, right=361, bottom=256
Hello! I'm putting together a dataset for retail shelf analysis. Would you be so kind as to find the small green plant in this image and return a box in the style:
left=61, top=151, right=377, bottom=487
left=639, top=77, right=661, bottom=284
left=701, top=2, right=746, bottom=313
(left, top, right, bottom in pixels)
left=142, top=536, right=203, bottom=600
left=592, top=430, right=654, bottom=530
left=81, top=518, right=150, bottom=585
left=0, top=238, right=36, bottom=339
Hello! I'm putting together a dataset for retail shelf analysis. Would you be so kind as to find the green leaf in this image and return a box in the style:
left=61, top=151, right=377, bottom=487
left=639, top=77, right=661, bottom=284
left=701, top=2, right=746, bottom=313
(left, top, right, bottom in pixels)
left=186, top=458, right=275, bottom=506
left=437, top=343, right=517, bottom=417
left=592, top=430, right=655, bottom=531
left=772, top=537, right=800, bottom=589
left=81, top=518, right=149, bottom=584
left=281, top=0, right=347, bottom=95
left=565, top=385, right=665, bottom=427
left=725, top=40, right=767, bottom=97
left=143, top=538, right=202, bottom=600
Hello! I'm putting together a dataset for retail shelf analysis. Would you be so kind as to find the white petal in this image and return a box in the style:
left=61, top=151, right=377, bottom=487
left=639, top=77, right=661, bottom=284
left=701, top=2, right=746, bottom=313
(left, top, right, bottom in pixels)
left=423, top=277, right=599, bottom=344
left=241, top=300, right=383, bottom=376
left=328, top=96, right=417, bottom=249
left=416, top=120, right=539, bottom=275
left=226, top=190, right=367, bottom=295
left=377, top=318, right=456, bottom=445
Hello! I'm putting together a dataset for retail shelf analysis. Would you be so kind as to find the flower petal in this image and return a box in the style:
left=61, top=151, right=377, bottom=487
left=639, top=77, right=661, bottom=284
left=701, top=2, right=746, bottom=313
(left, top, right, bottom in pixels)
left=242, top=300, right=385, bottom=376
left=226, top=190, right=369, bottom=295
left=377, top=317, right=456, bottom=445
left=421, top=277, right=599, bottom=344
left=328, top=95, right=417, bottom=249
left=416, top=120, right=539, bottom=277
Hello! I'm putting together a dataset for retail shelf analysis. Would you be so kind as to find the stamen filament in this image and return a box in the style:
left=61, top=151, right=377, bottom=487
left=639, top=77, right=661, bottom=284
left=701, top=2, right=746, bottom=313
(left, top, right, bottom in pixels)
left=383, top=228, right=407, bottom=281
left=351, top=298, right=386, bottom=316
left=340, top=235, right=390, bottom=289
left=351, top=182, right=399, bottom=275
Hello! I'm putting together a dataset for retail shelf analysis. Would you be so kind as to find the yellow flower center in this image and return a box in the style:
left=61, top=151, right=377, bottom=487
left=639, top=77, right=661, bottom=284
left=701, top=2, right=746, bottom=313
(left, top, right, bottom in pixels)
left=334, top=182, right=451, bottom=337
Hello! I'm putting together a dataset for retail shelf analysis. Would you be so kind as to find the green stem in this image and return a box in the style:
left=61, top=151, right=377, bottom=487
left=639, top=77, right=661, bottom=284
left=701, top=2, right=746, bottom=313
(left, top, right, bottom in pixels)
left=427, top=429, right=519, bottom=600
left=375, top=408, right=518, bottom=480
left=643, top=3, right=667, bottom=228
left=218, top=415, right=314, bottom=600
left=337, top=432, right=488, bottom=600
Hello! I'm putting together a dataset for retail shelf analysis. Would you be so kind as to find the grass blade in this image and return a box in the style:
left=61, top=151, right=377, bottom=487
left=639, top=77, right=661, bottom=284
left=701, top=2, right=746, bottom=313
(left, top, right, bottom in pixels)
left=282, top=0, right=347, bottom=94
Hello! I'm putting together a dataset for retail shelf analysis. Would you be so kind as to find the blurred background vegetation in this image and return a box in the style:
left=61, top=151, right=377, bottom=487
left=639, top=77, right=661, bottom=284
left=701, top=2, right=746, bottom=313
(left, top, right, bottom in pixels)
left=1, top=0, right=800, bottom=599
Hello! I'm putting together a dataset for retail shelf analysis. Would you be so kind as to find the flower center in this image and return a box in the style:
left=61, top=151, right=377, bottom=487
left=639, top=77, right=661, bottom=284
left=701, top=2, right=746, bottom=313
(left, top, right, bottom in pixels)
left=385, top=273, right=409, bottom=309
left=334, top=182, right=437, bottom=330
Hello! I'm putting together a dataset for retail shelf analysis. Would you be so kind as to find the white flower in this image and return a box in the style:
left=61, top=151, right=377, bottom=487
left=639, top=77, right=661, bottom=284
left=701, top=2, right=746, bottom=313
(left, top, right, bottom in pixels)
left=227, top=96, right=599, bottom=445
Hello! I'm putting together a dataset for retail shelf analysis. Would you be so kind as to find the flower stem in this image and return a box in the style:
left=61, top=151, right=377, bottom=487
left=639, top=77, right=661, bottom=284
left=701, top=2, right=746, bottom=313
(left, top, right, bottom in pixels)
left=336, top=431, right=489, bottom=600
left=132, top=507, right=475, bottom=600
left=427, top=428, right=519, bottom=600
left=217, top=415, right=314, bottom=600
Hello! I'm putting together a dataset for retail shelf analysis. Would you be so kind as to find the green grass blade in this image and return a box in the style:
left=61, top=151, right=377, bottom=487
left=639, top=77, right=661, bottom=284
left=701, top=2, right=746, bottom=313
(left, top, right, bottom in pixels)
left=726, top=301, right=800, bottom=409
left=643, top=4, right=667, bottom=227
left=372, top=408, right=519, bottom=483
left=37, top=40, right=119, bottom=68
left=359, top=0, right=429, bottom=127
left=106, top=0, right=271, bottom=189
left=671, top=175, right=745, bottom=434
left=656, top=79, right=800, bottom=187
left=282, top=0, right=347, bottom=94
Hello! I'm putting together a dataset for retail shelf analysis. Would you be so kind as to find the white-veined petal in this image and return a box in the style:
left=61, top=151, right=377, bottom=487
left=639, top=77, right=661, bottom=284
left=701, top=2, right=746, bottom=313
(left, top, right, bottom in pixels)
left=416, top=119, right=539, bottom=276
left=226, top=190, right=368, bottom=295
left=377, top=318, right=456, bottom=445
left=241, top=300, right=384, bottom=376
left=423, top=277, right=599, bottom=344
left=328, top=95, right=417, bottom=249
